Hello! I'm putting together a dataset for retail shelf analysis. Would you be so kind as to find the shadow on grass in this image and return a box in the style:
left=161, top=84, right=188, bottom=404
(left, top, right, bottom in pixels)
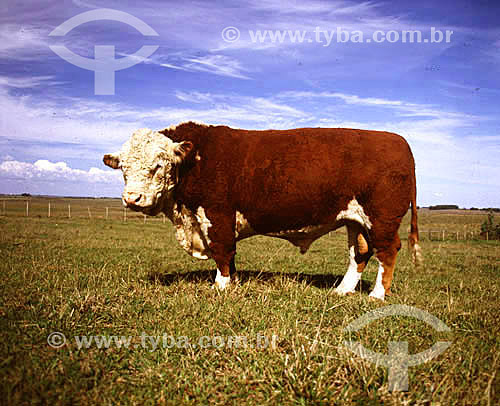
left=148, top=269, right=372, bottom=292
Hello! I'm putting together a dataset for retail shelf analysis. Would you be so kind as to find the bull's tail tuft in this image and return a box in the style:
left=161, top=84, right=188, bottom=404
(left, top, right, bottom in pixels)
left=410, top=238, right=423, bottom=267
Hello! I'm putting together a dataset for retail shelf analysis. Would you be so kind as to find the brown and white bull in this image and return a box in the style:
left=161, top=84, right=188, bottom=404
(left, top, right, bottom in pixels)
left=103, top=122, right=422, bottom=300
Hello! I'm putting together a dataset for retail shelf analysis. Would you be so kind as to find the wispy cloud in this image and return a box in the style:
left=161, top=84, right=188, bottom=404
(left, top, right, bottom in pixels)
left=118, top=51, right=252, bottom=80
left=277, top=90, right=478, bottom=142
left=279, top=90, right=403, bottom=106
left=0, top=75, right=65, bottom=89
left=71, top=0, right=102, bottom=9
left=181, top=55, right=251, bottom=79
left=0, top=24, right=50, bottom=60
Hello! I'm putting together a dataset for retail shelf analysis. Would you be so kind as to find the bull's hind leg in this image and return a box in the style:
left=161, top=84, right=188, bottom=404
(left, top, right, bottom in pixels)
left=369, top=234, right=401, bottom=300
left=335, top=222, right=372, bottom=296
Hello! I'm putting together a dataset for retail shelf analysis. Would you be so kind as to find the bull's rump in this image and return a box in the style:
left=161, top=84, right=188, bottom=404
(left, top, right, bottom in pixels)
left=215, top=127, right=415, bottom=234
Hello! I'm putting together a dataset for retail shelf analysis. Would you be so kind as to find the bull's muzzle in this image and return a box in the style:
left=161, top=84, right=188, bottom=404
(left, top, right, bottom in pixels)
left=122, top=191, right=144, bottom=207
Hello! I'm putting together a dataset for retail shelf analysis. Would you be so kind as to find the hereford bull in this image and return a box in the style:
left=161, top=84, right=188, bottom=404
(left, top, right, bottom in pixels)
left=103, top=122, right=422, bottom=300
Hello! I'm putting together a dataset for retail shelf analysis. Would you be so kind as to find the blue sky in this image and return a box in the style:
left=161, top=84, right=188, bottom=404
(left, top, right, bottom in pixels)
left=0, top=0, right=499, bottom=207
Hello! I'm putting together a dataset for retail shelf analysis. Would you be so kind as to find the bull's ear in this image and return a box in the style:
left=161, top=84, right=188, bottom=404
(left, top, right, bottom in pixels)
left=103, top=153, right=121, bottom=169
left=173, top=141, right=194, bottom=161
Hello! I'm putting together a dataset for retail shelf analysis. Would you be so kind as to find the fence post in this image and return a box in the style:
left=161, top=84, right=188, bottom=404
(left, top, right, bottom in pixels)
left=48, top=202, right=51, bottom=218
left=106, top=207, right=109, bottom=220
left=486, top=232, right=489, bottom=241
left=2, top=200, right=5, bottom=216
left=442, top=230, right=445, bottom=241
left=123, top=207, right=127, bottom=222
left=87, top=207, right=91, bottom=219
left=26, top=200, right=29, bottom=217
left=68, top=204, right=71, bottom=218
left=143, top=214, right=146, bottom=224
left=162, top=213, right=165, bottom=224
left=456, top=231, right=458, bottom=241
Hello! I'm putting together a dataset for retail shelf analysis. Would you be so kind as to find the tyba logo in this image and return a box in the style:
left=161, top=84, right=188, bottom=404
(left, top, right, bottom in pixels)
left=49, top=8, right=159, bottom=95
left=343, top=304, right=452, bottom=391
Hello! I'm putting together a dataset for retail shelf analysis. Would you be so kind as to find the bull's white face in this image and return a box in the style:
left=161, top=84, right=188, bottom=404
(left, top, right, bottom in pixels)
left=103, top=128, right=193, bottom=215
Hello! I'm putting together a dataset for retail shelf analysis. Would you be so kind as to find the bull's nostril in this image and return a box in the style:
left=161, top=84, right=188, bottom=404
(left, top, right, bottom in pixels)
left=123, top=193, right=143, bottom=206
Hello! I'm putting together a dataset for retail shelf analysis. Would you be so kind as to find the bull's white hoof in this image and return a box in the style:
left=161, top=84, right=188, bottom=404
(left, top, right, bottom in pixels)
left=368, top=289, right=385, bottom=301
left=212, top=269, right=230, bottom=290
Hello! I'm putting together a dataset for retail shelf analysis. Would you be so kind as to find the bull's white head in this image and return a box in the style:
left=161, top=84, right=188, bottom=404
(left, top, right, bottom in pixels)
left=103, top=128, right=193, bottom=215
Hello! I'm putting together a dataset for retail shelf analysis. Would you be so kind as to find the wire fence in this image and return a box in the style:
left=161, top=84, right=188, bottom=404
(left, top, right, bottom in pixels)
left=0, top=199, right=490, bottom=240
left=0, top=198, right=167, bottom=223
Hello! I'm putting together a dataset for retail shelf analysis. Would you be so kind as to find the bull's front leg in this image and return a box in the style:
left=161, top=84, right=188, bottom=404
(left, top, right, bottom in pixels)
left=213, top=254, right=236, bottom=290
left=206, top=209, right=236, bottom=290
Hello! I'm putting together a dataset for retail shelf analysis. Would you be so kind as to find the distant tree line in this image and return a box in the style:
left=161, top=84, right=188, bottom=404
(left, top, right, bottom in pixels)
left=428, top=205, right=459, bottom=210
left=428, top=205, right=500, bottom=212
left=469, top=207, right=500, bottom=213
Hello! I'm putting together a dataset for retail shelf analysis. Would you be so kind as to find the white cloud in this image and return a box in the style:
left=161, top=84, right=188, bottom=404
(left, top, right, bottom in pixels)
left=0, top=159, right=121, bottom=184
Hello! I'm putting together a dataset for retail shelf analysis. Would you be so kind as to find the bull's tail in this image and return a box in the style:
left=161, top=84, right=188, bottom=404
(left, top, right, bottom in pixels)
left=408, top=174, right=423, bottom=266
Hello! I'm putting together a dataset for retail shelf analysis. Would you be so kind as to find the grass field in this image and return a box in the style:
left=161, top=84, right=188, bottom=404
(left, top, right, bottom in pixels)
left=0, top=197, right=499, bottom=405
